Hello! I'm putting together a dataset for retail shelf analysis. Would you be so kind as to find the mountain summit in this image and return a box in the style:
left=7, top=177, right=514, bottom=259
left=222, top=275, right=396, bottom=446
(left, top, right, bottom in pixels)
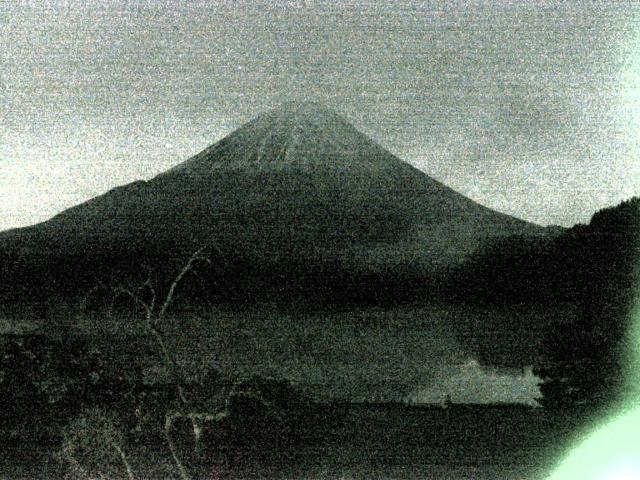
left=166, top=101, right=398, bottom=173
left=0, top=102, right=544, bottom=305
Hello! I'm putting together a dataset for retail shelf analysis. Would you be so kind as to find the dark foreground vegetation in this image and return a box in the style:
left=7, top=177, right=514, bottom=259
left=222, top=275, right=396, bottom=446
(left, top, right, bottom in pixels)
left=0, top=197, right=637, bottom=478
left=0, top=356, right=591, bottom=480
left=0, top=328, right=326, bottom=479
left=0, top=319, right=614, bottom=480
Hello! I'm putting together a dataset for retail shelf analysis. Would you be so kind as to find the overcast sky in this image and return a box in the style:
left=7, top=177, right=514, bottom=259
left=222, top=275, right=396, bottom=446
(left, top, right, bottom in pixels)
left=2, top=0, right=639, bottom=231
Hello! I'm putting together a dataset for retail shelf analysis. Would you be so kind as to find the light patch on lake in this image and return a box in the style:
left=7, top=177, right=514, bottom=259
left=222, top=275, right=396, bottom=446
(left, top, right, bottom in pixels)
left=406, top=359, right=542, bottom=406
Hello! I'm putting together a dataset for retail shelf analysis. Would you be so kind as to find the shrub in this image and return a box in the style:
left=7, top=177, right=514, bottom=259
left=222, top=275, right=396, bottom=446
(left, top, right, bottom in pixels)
left=57, top=407, right=135, bottom=480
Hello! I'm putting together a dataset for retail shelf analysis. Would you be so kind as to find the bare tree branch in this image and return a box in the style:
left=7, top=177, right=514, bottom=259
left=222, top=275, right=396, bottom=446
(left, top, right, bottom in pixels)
left=111, top=286, right=153, bottom=324
left=164, top=413, right=192, bottom=480
left=157, top=246, right=211, bottom=324
left=99, top=244, right=223, bottom=480
left=112, top=443, right=136, bottom=480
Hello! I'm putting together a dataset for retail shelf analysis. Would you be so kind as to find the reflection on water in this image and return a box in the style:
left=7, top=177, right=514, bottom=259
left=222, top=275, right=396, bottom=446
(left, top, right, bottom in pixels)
left=405, top=359, right=541, bottom=406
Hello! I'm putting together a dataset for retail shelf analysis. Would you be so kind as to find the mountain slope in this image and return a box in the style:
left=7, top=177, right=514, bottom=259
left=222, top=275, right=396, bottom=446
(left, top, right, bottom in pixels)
left=0, top=102, right=546, bottom=305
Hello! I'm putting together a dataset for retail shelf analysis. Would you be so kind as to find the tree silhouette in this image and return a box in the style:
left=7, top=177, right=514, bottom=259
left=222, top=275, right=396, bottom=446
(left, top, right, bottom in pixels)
left=534, top=197, right=640, bottom=408
left=103, top=246, right=227, bottom=480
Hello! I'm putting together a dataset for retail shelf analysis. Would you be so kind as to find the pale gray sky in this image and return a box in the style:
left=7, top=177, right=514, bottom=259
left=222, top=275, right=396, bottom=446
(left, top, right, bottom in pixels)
left=2, top=0, right=639, bottom=231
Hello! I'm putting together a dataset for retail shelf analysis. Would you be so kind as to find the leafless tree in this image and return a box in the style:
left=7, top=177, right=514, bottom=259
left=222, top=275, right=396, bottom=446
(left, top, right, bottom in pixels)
left=107, top=246, right=227, bottom=480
